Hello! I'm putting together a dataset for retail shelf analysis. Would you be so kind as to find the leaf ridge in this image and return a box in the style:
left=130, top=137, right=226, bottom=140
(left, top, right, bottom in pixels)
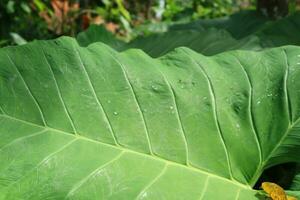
left=258, top=50, right=296, bottom=169
left=283, top=49, right=292, bottom=123
left=183, top=49, right=234, bottom=180
left=152, top=62, right=189, bottom=164
left=234, top=57, right=263, bottom=185
left=106, top=52, right=154, bottom=155
left=5, top=53, right=47, bottom=126
left=41, top=48, right=78, bottom=134
left=75, top=48, right=119, bottom=146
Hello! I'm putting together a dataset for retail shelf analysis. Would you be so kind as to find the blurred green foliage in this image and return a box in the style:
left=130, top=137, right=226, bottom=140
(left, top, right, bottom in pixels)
left=0, top=0, right=51, bottom=46
left=0, top=0, right=299, bottom=47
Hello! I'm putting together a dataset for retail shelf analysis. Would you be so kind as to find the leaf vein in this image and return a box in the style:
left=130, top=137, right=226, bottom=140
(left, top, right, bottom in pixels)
left=0, top=114, right=250, bottom=190
left=234, top=57, right=263, bottom=185
left=65, top=151, right=125, bottom=198
left=75, top=48, right=119, bottom=146
left=3, top=138, right=78, bottom=193
left=135, top=164, right=168, bottom=200
left=235, top=189, right=241, bottom=200
left=0, top=129, right=47, bottom=152
left=198, top=176, right=210, bottom=200
left=6, top=53, right=47, bottom=126
left=41, top=48, right=78, bottom=134
left=106, top=52, right=154, bottom=155
left=152, top=64, right=189, bottom=165
left=283, top=49, right=292, bottom=123
left=182, top=49, right=234, bottom=180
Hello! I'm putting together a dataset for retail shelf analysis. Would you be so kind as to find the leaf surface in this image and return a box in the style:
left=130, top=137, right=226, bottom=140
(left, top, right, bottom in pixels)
left=0, top=38, right=300, bottom=199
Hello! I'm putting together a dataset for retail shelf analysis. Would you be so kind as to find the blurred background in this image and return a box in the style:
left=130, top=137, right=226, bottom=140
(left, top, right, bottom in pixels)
left=0, top=0, right=300, bottom=47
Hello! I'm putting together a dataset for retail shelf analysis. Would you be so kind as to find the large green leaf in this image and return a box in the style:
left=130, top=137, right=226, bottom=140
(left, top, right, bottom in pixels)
left=121, top=29, right=261, bottom=57
left=170, top=10, right=269, bottom=39
left=163, top=11, right=300, bottom=52
left=77, top=26, right=262, bottom=57
left=170, top=11, right=300, bottom=43
left=0, top=37, right=300, bottom=199
left=76, top=25, right=125, bottom=49
left=76, top=11, right=300, bottom=58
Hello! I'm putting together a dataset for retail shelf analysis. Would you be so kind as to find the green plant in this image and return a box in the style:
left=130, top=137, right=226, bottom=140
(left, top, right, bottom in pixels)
left=0, top=36, right=300, bottom=199
left=76, top=10, right=300, bottom=58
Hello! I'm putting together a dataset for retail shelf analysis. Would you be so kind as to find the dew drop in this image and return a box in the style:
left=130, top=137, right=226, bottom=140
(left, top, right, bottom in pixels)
left=107, top=100, right=111, bottom=103
left=113, top=112, right=118, bottom=115
left=170, top=106, right=174, bottom=110
left=257, top=101, right=261, bottom=105
left=151, top=85, right=158, bottom=90
left=236, top=124, right=240, bottom=128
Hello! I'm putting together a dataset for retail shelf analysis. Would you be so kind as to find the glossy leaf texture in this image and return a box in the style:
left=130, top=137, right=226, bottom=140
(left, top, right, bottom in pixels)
left=0, top=37, right=300, bottom=199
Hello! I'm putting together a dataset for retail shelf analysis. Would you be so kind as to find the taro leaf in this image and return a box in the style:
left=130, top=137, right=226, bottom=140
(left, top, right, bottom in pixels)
left=167, top=11, right=300, bottom=50
left=121, top=29, right=261, bottom=57
left=76, top=25, right=125, bottom=49
left=76, top=11, right=300, bottom=58
left=0, top=37, right=300, bottom=199
left=170, top=11, right=300, bottom=44
left=169, top=10, right=269, bottom=39
left=256, top=12, right=300, bottom=48
left=77, top=25, right=262, bottom=57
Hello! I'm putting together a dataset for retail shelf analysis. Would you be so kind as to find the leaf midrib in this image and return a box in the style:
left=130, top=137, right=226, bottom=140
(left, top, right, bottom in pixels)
left=0, top=113, right=250, bottom=190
